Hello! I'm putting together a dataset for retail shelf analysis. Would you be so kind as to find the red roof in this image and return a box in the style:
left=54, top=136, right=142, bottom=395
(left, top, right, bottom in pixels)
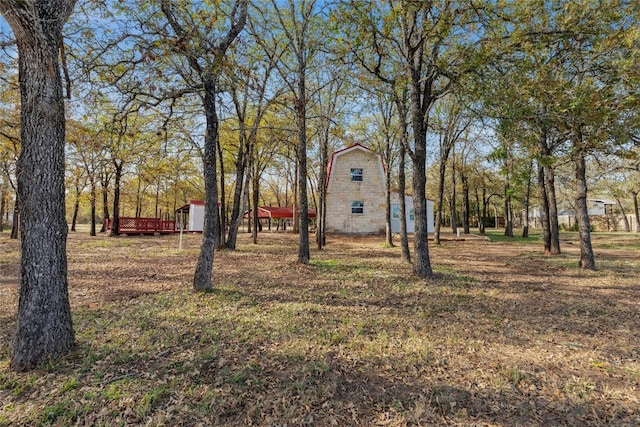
left=244, top=206, right=317, bottom=219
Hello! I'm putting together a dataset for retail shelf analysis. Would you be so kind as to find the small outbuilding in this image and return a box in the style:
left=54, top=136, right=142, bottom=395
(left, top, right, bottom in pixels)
left=175, top=200, right=205, bottom=232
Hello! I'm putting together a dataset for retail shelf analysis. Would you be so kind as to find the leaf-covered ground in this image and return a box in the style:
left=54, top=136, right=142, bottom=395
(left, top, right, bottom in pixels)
left=1, top=229, right=639, bottom=426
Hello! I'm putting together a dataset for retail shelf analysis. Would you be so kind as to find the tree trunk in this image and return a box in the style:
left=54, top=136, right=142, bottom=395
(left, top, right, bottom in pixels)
left=225, top=127, right=248, bottom=250
left=538, top=126, right=560, bottom=254
left=475, top=187, right=484, bottom=234
left=449, top=192, right=457, bottom=233
left=409, top=91, right=433, bottom=277
left=308, top=178, right=317, bottom=231
left=316, top=128, right=329, bottom=249
left=252, top=176, right=259, bottom=244
left=71, top=186, right=80, bottom=232
left=462, top=175, right=470, bottom=234
left=509, top=200, right=515, bottom=234
left=193, top=83, right=220, bottom=292
left=434, top=159, right=446, bottom=245
left=450, top=156, right=457, bottom=234
left=90, top=182, right=97, bottom=236
left=522, top=160, right=532, bottom=238
left=481, top=187, right=488, bottom=235
left=154, top=183, right=158, bottom=217
left=225, top=161, right=248, bottom=249
left=10, top=203, right=19, bottom=239
left=2, top=0, right=77, bottom=371
left=546, top=166, right=561, bottom=254
left=522, top=201, right=529, bottom=238
left=241, top=160, right=251, bottom=234
left=295, top=72, right=310, bottom=264
left=573, top=147, right=595, bottom=270
left=135, top=178, right=142, bottom=217
left=537, top=160, right=552, bottom=254
left=504, top=181, right=513, bottom=237
left=632, top=191, right=640, bottom=232
left=216, top=130, right=226, bottom=249
left=614, top=196, right=630, bottom=232
left=392, top=92, right=411, bottom=262
left=247, top=215, right=252, bottom=233
left=293, top=159, right=299, bottom=234
left=411, top=147, right=433, bottom=278
left=318, top=178, right=327, bottom=249
left=0, top=183, right=5, bottom=232
left=384, top=151, right=393, bottom=247
left=398, top=143, right=411, bottom=263
left=109, top=161, right=123, bottom=236
left=100, top=172, right=110, bottom=232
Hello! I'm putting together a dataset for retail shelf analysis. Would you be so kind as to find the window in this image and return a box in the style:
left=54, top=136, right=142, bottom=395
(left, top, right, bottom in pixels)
left=350, top=168, right=363, bottom=182
left=351, top=201, right=364, bottom=214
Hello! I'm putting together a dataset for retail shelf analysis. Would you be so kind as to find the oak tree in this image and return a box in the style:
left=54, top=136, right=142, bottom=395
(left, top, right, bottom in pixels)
left=0, top=0, right=76, bottom=371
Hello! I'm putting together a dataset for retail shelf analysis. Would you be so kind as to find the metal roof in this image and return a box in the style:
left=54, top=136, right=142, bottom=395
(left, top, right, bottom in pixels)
left=243, top=206, right=317, bottom=219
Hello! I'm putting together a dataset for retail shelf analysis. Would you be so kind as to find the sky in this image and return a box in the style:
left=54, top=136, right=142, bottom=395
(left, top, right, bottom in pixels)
left=1, top=17, right=17, bottom=66
left=0, top=14, right=12, bottom=38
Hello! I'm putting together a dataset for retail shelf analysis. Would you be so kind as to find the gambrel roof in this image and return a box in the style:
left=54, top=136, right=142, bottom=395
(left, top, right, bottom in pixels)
left=326, top=143, right=387, bottom=193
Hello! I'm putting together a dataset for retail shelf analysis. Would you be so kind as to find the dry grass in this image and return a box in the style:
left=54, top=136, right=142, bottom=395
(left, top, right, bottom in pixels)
left=1, top=229, right=639, bottom=426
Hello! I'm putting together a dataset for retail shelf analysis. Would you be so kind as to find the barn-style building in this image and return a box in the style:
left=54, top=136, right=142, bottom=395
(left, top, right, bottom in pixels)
left=325, top=144, right=434, bottom=234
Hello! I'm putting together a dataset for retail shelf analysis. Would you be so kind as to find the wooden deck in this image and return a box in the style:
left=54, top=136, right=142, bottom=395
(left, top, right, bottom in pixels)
left=105, top=217, right=176, bottom=235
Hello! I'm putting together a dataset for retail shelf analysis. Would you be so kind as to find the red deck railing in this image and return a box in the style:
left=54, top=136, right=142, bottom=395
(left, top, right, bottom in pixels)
left=105, top=217, right=176, bottom=235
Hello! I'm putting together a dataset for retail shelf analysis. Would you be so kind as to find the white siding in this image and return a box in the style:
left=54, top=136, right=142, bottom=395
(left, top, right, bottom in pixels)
left=189, top=203, right=205, bottom=232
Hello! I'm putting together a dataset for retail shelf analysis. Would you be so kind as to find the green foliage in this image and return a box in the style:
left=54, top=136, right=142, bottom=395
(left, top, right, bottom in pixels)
left=136, top=387, right=171, bottom=418
left=485, top=230, right=540, bottom=243
left=35, top=399, right=92, bottom=426
left=59, top=377, right=78, bottom=394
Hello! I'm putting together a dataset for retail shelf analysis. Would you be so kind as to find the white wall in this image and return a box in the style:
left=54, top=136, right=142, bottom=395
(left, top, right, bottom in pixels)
left=188, top=203, right=205, bottom=232
left=427, top=199, right=435, bottom=233
left=382, top=194, right=435, bottom=234
left=391, top=193, right=415, bottom=233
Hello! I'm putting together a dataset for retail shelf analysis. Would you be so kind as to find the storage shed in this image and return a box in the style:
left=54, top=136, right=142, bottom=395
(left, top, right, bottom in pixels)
left=175, top=200, right=205, bottom=232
